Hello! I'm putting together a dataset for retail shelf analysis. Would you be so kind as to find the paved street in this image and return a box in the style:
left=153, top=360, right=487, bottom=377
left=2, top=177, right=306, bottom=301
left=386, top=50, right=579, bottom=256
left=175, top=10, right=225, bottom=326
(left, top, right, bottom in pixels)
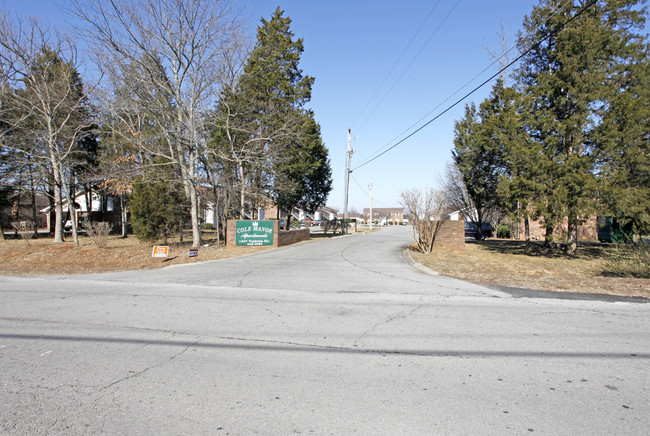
left=1, top=226, right=649, bottom=435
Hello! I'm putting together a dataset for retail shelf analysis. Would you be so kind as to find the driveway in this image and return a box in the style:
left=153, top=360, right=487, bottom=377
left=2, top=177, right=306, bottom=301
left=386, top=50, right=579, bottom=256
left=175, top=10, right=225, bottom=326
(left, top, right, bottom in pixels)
left=1, top=226, right=649, bottom=434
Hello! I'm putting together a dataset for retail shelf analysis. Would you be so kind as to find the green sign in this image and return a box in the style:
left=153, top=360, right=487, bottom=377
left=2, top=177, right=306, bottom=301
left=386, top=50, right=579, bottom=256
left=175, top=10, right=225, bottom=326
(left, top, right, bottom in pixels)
left=235, top=220, right=274, bottom=246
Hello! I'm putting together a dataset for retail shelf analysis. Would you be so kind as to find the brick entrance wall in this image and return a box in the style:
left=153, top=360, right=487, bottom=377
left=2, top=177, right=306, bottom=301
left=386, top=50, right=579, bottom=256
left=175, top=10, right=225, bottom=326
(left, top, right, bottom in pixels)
left=278, top=228, right=310, bottom=246
left=431, top=220, right=464, bottom=253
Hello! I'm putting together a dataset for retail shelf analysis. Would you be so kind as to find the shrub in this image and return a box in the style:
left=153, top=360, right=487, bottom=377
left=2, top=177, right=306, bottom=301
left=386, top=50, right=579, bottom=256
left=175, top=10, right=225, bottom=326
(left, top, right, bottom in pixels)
left=204, top=223, right=214, bottom=230
left=414, top=220, right=445, bottom=254
left=604, top=242, right=650, bottom=279
left=497, top=224, right=511, bottom=239
left=87, top=222, right=112, bottom=248
left=11, top=221, right=36, bottom=245
left=130, top=180, right=186, bottom=243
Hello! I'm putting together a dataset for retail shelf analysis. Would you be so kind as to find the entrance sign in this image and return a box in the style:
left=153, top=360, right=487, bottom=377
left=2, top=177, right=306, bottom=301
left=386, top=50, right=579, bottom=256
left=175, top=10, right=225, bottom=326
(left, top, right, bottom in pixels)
left=152, top=246, right=169, bottom=257
left=235, top=220, right=274, bottom=246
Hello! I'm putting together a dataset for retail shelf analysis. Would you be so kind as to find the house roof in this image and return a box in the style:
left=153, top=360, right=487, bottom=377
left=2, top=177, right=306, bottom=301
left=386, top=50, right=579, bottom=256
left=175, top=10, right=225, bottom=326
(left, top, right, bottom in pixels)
left=317, top=206, right=338, bottom=215
left=39, top=190, right=110, bottom=213
left=363, top=207, right=404, bottom=214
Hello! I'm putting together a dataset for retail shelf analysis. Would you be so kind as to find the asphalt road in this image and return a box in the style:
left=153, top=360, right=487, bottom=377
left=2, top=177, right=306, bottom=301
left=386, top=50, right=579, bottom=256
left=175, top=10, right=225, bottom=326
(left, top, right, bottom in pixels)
left=1, top=226, right=648, bottom=435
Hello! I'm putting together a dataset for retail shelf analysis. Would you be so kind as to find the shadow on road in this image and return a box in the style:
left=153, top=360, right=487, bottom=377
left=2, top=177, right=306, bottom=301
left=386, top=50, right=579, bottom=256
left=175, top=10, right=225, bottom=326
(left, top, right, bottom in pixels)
left=3, top=333, right=648, bottom=360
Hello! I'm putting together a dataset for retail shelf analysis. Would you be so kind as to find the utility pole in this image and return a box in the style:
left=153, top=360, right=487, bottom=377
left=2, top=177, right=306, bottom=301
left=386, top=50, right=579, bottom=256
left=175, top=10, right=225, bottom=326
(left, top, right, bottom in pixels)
left=368, top=178, right=373, bottom=231
left=343, top=128, right=354, bottom=234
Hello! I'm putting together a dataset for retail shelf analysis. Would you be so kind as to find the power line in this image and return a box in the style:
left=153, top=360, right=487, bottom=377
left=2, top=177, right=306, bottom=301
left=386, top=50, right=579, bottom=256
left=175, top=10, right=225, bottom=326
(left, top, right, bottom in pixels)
left=352, top=0, right=584, bottom=172
left=350, top=1, right=442, bottom=130
left=350, top=173, right=369, bottom=196
left=354, top=49, right=514, bottom=167
left=354, top=0, right=462, bottom=134
left=350, top=173, right=392, bottom=207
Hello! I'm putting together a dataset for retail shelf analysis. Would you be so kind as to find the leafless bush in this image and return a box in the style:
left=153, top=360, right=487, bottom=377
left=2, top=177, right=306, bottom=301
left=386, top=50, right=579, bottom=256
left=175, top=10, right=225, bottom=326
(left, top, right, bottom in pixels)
left=11, top=221, right=36, bottom=245
left=400, top=188, right=447, bottom=253
left=87, top=222, right=112, bottom=248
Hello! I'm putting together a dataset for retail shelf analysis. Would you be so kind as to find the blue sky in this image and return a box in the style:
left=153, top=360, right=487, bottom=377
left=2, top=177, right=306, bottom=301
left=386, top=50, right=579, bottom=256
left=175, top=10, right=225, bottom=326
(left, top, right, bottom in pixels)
left=6, top=0, right=541, bottom=212
left=244, top=1, right=540, bottom=213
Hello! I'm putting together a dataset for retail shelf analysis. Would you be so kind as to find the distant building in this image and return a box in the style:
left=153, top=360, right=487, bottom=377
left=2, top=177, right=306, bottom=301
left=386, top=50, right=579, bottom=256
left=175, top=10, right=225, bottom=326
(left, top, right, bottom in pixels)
left=1, top=193, right=50, bottom=231
left=447, top=207, right=475, bottom=222
left=39, top=190, right=120, bottom=231
left=363, top=207, right=405, bottom=225
left=314, top=206, right=338, bottom=221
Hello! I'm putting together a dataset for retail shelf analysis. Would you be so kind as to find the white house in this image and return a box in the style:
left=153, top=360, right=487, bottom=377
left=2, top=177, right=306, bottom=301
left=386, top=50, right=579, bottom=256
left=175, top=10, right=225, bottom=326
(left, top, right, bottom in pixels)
left=40, top=191, right=115, bottom=231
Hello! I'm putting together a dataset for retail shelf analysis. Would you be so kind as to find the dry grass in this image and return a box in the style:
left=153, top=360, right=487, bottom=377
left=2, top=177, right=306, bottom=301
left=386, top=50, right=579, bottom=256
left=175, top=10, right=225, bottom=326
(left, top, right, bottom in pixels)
left=411, top=239, right=649, bottom=299
left=0, top=233, right=270, bottom=276
left=3, top=233, right=648, bottom=300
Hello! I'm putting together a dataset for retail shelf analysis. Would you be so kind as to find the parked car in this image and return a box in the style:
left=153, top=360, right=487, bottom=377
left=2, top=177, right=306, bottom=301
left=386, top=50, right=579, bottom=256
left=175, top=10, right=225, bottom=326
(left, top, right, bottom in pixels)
left=464, top=222, right=493, bottom=239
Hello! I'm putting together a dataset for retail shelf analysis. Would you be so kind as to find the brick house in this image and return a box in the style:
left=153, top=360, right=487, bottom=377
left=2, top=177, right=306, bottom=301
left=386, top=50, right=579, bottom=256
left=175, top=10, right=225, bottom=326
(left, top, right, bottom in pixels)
left=447, top=207, right=598, bottom=241
left=363, top=207, right=405, bottom=225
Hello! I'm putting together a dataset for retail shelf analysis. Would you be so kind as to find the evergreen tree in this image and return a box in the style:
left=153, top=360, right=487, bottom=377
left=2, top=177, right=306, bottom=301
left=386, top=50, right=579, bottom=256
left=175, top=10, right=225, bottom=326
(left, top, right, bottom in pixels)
left=212, top=7, right=331, bottom=223
left=490, top=83, right=542, bottom=242
left=239, top=7, right=314, bottom=113
left=452, top=81, right=518, bottom=239
left=596, top=40, right=650, bottom=237
left=515, top=0, right=648, bottom=252
left=452, top=103, right=495, bottom=239
left=130, top=178, right=186, bottom=243
left=271, top=111, right=332, bottom=218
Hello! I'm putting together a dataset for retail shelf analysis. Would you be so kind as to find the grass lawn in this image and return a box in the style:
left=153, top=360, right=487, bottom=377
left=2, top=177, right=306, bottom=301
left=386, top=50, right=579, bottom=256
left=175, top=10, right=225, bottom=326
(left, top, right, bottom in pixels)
left=0, top=232, right=270, bottom=275
left=410, top=239, right=649, bottom=299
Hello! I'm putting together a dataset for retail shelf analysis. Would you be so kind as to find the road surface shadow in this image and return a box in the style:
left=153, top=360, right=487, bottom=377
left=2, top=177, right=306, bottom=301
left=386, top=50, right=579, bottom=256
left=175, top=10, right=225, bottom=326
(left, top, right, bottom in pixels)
left=490, top=285, right=648, bottom=303
left=2, top=333, right=649, bottom=360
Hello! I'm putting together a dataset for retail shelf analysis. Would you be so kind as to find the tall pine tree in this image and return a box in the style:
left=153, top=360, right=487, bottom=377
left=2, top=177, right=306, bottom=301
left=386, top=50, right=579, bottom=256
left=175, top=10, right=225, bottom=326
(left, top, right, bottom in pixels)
left=212, top=7, right=331, bottom=223
left=596, top=38, right=650, bottom=236
left=515, top=0, right=648, bottom=252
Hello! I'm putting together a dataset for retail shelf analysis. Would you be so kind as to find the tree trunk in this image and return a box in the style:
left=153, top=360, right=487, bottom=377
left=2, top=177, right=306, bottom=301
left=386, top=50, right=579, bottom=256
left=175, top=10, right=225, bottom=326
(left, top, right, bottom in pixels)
left=189, top=184, right=201, bottom=249
left=29, top=163, right=39, bottom=238
left=120, top=196, right=128, bottom=238
left=12, top=199, right=19, bottom=236
left=544, top=223, right=555, bottom=248
left=524, top=216, right=530, bottom=242
left=567, top=212, right=579, bottom=255
left=60, top=171, right=79, bottom=246
left=86, top=186, right=93, bottom=226
left=210, top=186, right=220, bottom=246
left=52, top=171, right=65, bottom=242
left=48, top=180, right=55, bottom=236
left=238, top=162, right=246, bottom=219
left=30, top=185, right=38, bottom=238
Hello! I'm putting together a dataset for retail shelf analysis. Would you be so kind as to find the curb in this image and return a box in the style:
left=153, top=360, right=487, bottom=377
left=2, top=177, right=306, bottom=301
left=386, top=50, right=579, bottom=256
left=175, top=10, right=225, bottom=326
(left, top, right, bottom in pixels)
left=402, top=247, right=439, bottom=276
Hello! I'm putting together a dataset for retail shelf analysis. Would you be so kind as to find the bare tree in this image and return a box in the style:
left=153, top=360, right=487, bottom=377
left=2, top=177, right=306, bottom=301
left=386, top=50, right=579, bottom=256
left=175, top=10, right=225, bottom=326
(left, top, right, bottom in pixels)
left=484, top=19, right=513, bottom=82
left=69, top=0, right=243, bottom=248
left=0, top=13, right=95, bottom=244
left=439, top=161, right=496, bottom=240
left=400, top=187, right=447, bottom=254
left=210, top=93, right=274, bottom=220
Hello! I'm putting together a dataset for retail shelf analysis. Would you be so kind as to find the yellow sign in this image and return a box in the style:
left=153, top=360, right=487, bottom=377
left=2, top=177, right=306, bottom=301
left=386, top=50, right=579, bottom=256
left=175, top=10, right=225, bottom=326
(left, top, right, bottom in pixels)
left=152, top=246, right=169, bottom=257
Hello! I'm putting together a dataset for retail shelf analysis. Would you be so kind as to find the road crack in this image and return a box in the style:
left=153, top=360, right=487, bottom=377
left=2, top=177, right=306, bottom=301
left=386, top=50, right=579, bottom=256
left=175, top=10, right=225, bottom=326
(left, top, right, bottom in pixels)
left=353, top=301, right=424, bottom=348
left=99, top=338, right=196, bottom=392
